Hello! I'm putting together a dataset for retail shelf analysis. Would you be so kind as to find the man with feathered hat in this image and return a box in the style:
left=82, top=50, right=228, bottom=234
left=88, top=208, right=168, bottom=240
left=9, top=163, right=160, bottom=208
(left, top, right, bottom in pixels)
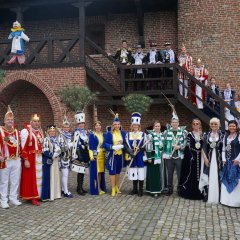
left=0, top=106, right=21, bottom=209
left=163, top=105, right=188, bottom=196
left=20, top=114, right=44, bottom=206
left=125, top=112, right=147, bottom=197
left=191, top=58, right=208, bottom=109
left=58, top=114, right=73, bottom=198
left=178, top=44, right=193, bottom=98
left=72, top=111, right=90, bottom=195
left=7, top=21, right=30, bottom=65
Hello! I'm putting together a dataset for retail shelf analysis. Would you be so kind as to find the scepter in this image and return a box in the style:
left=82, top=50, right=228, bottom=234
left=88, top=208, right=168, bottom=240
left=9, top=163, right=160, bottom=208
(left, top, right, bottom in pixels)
left=118, top=138, right=151, bottom=192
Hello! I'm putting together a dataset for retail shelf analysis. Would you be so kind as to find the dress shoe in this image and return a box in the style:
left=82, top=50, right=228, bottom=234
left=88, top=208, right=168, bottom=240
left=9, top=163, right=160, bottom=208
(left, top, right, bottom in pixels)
left=10, top=199, right=22, bottom=206
left=1, top=202, right=9, bottom=209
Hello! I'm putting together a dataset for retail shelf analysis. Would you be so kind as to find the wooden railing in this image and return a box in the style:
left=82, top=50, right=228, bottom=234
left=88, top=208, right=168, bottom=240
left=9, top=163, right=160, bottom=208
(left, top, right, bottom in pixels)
left=0, top=36, right=81, bottom=68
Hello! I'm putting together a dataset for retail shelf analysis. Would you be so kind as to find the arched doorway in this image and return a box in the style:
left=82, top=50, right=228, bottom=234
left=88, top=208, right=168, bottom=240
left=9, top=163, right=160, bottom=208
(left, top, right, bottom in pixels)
left=0, top=80, right=54, bottom=130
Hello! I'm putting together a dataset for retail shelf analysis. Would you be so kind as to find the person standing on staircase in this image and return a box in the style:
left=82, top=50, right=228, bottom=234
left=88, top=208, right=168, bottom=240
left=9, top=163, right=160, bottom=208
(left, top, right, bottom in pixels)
left=178, top=44, right=193, bottom=98
left=191, top=58, right=208, bottom=110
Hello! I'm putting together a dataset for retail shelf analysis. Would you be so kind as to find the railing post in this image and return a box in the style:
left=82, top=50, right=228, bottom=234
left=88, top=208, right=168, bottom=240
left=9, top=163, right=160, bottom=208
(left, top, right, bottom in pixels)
left=120, top=67, right=125, bottom=92
left=220, top=102, right=225, bottom=131
left=173, top=64, right=178, bottom=97
left=73, top=0, right=86, bottom=66
left=48, top=38, right=53, bottom=64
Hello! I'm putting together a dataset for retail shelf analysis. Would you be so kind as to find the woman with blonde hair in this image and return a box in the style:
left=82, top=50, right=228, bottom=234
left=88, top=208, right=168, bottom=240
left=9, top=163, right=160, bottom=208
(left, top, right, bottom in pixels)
left=199, top=117, right=224, bottom=203
left=89, top=121, right=106, bottom=195
left=103, top=113, right=126, bottom=196
left=179, top=118, right=204, bottom=200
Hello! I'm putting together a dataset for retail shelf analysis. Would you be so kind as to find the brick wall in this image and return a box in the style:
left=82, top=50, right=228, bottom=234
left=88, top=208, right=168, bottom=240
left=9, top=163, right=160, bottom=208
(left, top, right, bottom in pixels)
left=0, top=67, right=86, bottom=131
left=178, top=0, right=240, bottom=93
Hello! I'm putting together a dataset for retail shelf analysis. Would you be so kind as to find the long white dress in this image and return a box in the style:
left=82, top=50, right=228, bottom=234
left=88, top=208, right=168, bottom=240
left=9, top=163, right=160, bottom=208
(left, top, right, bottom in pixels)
left=199, top=132, right=223, bottom=204
left=50, top=144, right=61, bottom=201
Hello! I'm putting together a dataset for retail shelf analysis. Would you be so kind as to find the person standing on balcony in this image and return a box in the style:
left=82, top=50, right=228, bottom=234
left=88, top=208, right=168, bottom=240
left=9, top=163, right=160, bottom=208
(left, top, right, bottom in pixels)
left=178, top=44, right=193, bottom=98
left=162, top=42, right=178, bottom=82
left=132, top=45, right=146, bottom=90
left=222, top=83, right=235, bottom=130
left=0, top=106, right=22, bottom=209
left=163, top=108, right=188, bottom=196
left=146, top=42, right=162, bottom=89
left=191, top=58, right=208, bottom=109
left=20, top=114, right=44, bottom=206
left=72, top=112, right=90, bottom=196
left=103, top=111, right=126, bottom=197
left=205, top=77, right=220, bottom=118
left=7, top=21, right=30, bottom=65
left=112, top=40, right=133, bottom=91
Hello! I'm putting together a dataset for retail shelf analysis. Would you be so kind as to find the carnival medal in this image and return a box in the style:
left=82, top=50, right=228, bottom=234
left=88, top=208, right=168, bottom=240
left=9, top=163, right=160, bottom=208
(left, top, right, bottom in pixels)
left=195, top=142, right=201, bottom=149
left=225, top=144, right=231, bottom=151
left=210, top=141, right=216, bottom=148
left=8, top=136, right=17, bottom=147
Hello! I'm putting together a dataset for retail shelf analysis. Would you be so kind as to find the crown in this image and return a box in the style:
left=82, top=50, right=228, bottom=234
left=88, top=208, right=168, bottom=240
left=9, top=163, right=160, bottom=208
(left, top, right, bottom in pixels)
left=31, top=114, right=40, bottom=121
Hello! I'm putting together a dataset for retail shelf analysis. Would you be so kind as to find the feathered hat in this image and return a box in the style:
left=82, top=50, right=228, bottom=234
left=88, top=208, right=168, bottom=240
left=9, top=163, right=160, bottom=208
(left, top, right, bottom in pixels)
left=181, top=43, right=186, bottom=51
left=109, top=109, right=120, bottom=123
left=4, top=105, right=14, bottom=120
left=197, top=58, right=202, bottom=64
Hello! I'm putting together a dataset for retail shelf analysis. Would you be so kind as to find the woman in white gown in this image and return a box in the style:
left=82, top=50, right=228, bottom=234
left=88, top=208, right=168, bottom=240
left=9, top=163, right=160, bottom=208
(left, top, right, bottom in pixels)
left=220, top=120, right=240, bottom=207
left=199, top=118, right=224, bottom=203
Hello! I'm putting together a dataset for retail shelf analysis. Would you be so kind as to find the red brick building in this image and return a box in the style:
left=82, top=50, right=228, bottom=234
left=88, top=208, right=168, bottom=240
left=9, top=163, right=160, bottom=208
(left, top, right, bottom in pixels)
left=0, top=0, right=239, bottom=131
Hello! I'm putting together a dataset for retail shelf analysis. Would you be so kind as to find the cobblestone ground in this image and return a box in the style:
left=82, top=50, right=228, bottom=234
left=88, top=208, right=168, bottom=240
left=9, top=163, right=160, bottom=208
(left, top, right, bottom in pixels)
left=0, top=170, right=240, bottom=240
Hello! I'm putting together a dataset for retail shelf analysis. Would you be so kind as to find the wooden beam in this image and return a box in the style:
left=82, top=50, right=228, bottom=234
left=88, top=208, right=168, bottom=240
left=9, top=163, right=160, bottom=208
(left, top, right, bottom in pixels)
left=0, top=0, right=80, bottom=9
left=134, top=0, right=144, bottom=47
left=72, top=1, right=86, bottom=66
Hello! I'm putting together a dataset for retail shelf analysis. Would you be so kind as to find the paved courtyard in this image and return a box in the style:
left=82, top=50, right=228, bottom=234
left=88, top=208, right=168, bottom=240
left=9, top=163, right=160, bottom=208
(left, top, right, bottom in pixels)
left=0, top=170, right=240, bottom=240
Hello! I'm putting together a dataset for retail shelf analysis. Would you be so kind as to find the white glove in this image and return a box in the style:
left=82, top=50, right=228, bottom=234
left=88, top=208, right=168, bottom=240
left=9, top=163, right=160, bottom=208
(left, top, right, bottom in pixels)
left=112, top=145, right=124, bottom=151
left=53, top=152, right=60, bottom=159
left=199, top=77, right=205, bottom=81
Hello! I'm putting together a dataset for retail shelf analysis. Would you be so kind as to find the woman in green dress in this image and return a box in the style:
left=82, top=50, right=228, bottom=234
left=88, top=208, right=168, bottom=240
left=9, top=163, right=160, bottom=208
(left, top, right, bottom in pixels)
left=146, top=121, right=168, bottom=197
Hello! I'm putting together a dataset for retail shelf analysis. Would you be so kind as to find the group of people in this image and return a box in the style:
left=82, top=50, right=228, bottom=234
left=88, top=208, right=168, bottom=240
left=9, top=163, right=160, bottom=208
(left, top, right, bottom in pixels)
left=112, top=40, right=240, bottom=130
left=0, top=107, right=75, bottom=209
left=1, top=104, right=240, bottom=210
left=206, top=79, right=240, bottom=129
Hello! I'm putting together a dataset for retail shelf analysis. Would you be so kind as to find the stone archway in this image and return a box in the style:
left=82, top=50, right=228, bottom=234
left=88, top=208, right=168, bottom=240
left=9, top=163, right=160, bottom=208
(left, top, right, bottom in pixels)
left=0, top=71, right=62, bottom=129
